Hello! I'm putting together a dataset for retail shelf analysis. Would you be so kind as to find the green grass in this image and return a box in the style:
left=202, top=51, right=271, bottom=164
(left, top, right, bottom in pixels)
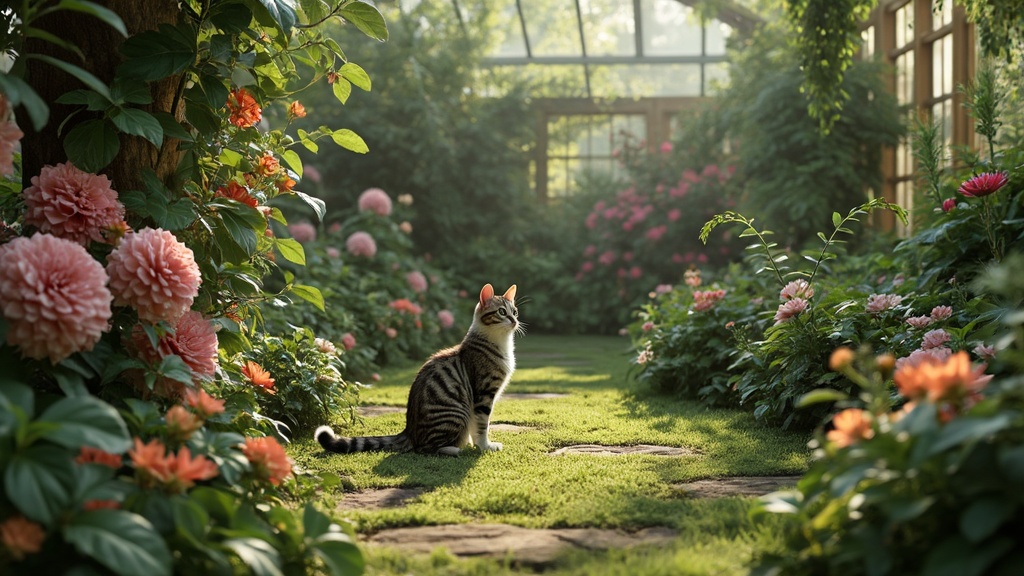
left=289, top=335, right=810, bottom=574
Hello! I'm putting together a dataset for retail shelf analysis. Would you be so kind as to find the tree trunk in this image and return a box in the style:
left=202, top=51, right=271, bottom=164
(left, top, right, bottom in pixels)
left=19, top=0, right=185, bottom=193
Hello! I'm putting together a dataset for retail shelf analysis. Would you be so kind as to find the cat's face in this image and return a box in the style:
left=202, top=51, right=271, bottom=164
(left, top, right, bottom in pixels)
left=475, top=283, right=518, bottom=332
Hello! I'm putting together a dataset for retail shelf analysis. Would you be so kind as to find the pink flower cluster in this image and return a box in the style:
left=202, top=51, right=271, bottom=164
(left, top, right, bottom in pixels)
left=693, top=289, right=726, bottom=312
left=0, top=233, right=112, bottom=363
left=437, top=309, right=455, bottom=329
left=774, top=298, right=807, bottom=325
left=288, top=222, right=317, bottom=243
left=921, top=328, right=951, bottom=350
left=358, top=187, right=393, bottom=216
left=406, top=270, right=428, bottom=293
left=345, top=231, right=376, bottom=257
left=22, top=162, right=125, bottom=246
left=389, top=298, right=422, bottom=315
left=906, top=305, right=953, bottom=329
left=866, top=293, right=903, bottom=314
left=107, top=228, right=201, bottom=324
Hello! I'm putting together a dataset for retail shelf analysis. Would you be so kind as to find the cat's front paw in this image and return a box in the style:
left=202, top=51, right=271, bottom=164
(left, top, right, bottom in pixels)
left=481, top=441, right=503, bottom=452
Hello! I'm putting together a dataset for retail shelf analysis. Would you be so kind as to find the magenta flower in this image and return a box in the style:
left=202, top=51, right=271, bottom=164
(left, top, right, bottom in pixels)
left=942, top=198, right=956, bottom=212
left=107, top=228, right=201, bottom=324
left=437, top=310, right=455, bottom=329
left=645, top=225, right=668, bottom=242
left=406, top=271, right=428, bottom=293
left=0, top=233, right=112, bottom=363
left=773, top=298, right=808, bottom=325
left=866, top=293, right=903, bottom=314
left=345, top=231, right=377, bottom=258
left=288, top=222, right=317, bottom=243
left=22, top=162, right=125, bottom=246
left=358, top=187, right=393, bottom=216
left=660, top=141, right=673, bottom=153
left=930, top=305, right=952, bottom=321
left=921, top=328, right=951, bottom=350
left=958, top=172, right=1008, bottom=197
left=598, top=251, right=616, bottom=266
left=779, top=279, right=813, bottom=301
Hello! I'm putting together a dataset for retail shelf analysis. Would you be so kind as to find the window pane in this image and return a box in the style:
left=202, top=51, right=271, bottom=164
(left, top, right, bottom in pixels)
left=705, top=21, right=733, bottom=56
left=491, top=0, right=528, bottom=57
left=943, top=31, right=953, bottom=94
left=861, top=25, right=875, bottom=59
left=896, top=2, right=914, bottom=48
left=581, top=0, right=636, bottom=57
left=895, top=51, right=914, bottom=105
left=590, top=63, right=702, bottom=97
left=640, top=0, right=702, bottom=56
left=933, top=0, right=953, bottom=30
left=520, top=0, right=583, bottom=57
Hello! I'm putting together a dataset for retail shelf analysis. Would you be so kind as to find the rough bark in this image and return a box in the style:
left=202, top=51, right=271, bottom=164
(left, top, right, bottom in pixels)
left=19, top=0, right=185, bottom=192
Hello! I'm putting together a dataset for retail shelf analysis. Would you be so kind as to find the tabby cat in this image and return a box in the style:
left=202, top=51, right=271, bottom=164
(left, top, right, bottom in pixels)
left=316, top=283, right=520, bottom=456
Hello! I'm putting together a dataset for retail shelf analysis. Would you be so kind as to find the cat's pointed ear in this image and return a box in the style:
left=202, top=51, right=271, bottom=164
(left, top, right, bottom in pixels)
left=479, top=284, right=494, bottom=305
left=503, top=285, right=517, bottom=302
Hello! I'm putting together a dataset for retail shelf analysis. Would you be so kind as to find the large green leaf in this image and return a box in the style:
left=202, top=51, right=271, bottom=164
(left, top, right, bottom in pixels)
left=290, top=284, right=325, bottom=312
left=109, top=107, right=164, bottom=148
left=293, top=190, right=326, bottom=221
left=330, top=129, right=368, bottom=154
left=225, top=538, right=283, bottom=576
left=248, top=0, right=298, bottom=35
left=64, top=510, right=172, bottom=576
left=214, top=202, right=264, bottom=259
left=54, top=0, right=127, bottom=36
left=275, top=238, right=306, bottom=265
left=0, top=74, right=49, bottom=130
left=64, top=119, right=119, bottom=172
left=313, top=535, right=364, bottom=576
left=4, top=445, right=75, bottom=525
left=119, top=24, right=197, bottom=80
left=339, top=1, right=388, bottom=41
left=339, top=62, right=371, bottom=91
left=39, top=396, right=131, bottom=454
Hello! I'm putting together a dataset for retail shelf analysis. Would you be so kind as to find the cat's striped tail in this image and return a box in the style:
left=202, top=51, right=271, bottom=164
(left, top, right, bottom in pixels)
left=315, top=426, right=412, bottom=453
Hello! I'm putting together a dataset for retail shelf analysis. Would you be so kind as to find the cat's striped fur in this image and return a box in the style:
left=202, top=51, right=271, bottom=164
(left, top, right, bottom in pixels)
left=315, top=283, right=520, bottom=456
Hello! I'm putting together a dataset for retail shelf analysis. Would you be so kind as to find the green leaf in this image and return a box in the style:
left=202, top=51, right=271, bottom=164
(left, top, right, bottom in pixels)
left=64, top=510, right=172, bottom=576
left=225, top=537, right=283, bottom=576
left=159, top=200, right=198, bottom=231
left=831, top=211, right=842, bottom=228
left=330, top=129, right=368, bottom=154
left=795, top=388, right=848, bottom=408
left=960, top=498, right=1013, bottom=543
left=296, top=129, right=319, bottom=153
left=291, top=284, right=325, bottom=312
left=313, top=535, right=364, bottom=576
left=39, top=396, right=131, bottom=454
left=339, top=1, right=389, bottom=41
left=29, top=54, right=111, bottom=99
left=281, top=149, right=303, bottom=178
left=294, top=190, right=326, bottom=220
left=0, top=75, right=49, bottom=130
left=275, top=238, right=306, bottom=265
left=929, top=413, right=1014, bottom=455
left=339, top=62, right=371, bottom=91
left=64, top=119, right=119, bottom=172
left=151, top=112, right=194, bottom=141
left=331, top=77, right=352, bottom=105
left=110, top=77, right=153, bottom=105
left=55, top=0, right=128, bottom=36
left=5, top=445, right=75, bottom=525
left=248, top=0, right=298, bottom=34
left=215, top=203, right=264, bottom=259
left=171, top=497, right=210, bottom=545
left=109, top=107, right=164, bottom=148
left=119, top=25, right=196, bottom=81
left=159, top=354, right=196, bottom=385
left=302, top=505, right=331, bottom=539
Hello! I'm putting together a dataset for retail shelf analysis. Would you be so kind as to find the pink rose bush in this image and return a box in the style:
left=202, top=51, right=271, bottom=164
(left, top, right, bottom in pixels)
left=0, top=233, right=112, bottom=363
left=107, top=228, right=202, bottom=324
left=22, top=162, right=125, bottom=245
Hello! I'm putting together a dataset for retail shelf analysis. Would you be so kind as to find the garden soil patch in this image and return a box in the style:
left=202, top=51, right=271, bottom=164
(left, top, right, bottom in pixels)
left=364, top=523, right=677, bottom=567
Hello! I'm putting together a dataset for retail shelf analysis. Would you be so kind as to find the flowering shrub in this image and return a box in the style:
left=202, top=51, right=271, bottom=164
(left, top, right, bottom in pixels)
left=753, top=266, right=1023, bottom=574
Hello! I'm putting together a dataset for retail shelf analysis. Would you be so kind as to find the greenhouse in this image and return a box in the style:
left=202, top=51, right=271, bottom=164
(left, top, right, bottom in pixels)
left=1, top=1, right=1023, bottom=574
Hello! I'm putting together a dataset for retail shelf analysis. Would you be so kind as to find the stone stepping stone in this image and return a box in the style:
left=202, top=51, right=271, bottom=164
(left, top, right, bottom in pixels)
left=672, top=475, right=802, bottom=498
left=357, top=405, right=405, bottom=417
left=549, top=444, right=696, bottom=457
left=338, top=487, right=426, bottom=510
left=364, top=523, right=677, bottom=568
left=503, top=393, right=568, bottom=400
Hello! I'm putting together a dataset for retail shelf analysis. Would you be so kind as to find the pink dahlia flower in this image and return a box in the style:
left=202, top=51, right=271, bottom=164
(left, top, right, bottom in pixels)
left=345, top=231, right=376, bottom=258
left=288, top=222, right=317, bottom=243
left=340, top=332, right=357, bottom=350
left=133, top=310, right=218, bottom=398
left=773, top=298, right=808, bottom=325
left=973, top=343, right=996, bottom=360
left=0, top=233, right=112, bottom=363
left=358, top=187, right=393, bottom=216
left=921, top=328, right=951, bottom=350
left=906, top=316, right=933, bottom=329
left=406, top=270, right=428, bottom=293
left=779, top=279, right=813, bottom=301
left=437, top=309, right=455, bottom=329
left=895, top=346, right=953, bottom=371
left=107, top=228, right=201, bottom=324
left=22, top=162, right=125, bottom=245
left=958, top=172, right=1008, bottom=198
left=930, top=305, right=953, bottom=321
left=866, top=293, right=903, bottom=314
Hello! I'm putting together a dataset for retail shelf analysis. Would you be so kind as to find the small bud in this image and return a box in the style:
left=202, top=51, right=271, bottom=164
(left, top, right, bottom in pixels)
left=829, top=347, right=855, bottom=371
left=875, top=353, right=896, bottom=374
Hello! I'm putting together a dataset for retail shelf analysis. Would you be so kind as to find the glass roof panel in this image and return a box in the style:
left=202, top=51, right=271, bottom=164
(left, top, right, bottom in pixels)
left=589, top=63, right=703, bottom=97
left=480, top=63, right=591, bottom=98
left=519, top=0, right=584, bottom=57
left=640, top=0, right=703, bottom=56
left=490, top=0, right=529, bottom=58
left=580, top=0, right=636, bottom=57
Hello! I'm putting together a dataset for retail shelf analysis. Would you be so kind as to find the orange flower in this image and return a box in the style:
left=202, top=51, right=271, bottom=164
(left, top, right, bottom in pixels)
left=185, top=387, right=226, bottom=418
left=894, top=351, right=989, bottom=403
left=83, top=499, right=120, bottom=511
left=828, top=347, right=854, bottom=371
left=75, top=446, right=123, bottom=469
left=129, top=437, right=172, bottom=487
left=215, top=180, right=258, bottom=208
left=227, top=88, right=261, bottom=128
left=164, top=446, right=219, bottom=492
left=166, top=405, right=203, bottom=441
left=255, top=153, right=280, bottom=177
left=242, top=436, right=293, bottom=486
left=826, top=408, right=874, bottom=448
left=288, top=101, right=306, bottom=119
left=242, top=360, right=275, bottom=393
left=275, top=175, right=296, bottom=193
left=0, top=516, right=45, bottom=560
